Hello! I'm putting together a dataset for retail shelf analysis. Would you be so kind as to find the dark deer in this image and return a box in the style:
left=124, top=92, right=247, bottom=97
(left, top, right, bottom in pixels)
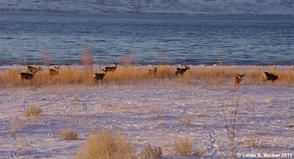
left=19, top=72, right=35, bottom=80
left=102, top=63, right=118, bottom=73
left=175, top=65, right=190, bottom=76
left=234, top=74, right=244, bottom=87
left=27, top=66, right=42, bottom=73
left=93, top=73, right=106, bottom=81
left=148, top=65, right=157, bottom=75
left=49, top=66, right=60, bottom=76
left=263, top=72, right=278, bottom=82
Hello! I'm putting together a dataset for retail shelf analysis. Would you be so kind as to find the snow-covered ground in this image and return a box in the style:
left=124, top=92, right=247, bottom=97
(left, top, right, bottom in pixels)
left=0, top=81, right=293, bottom=158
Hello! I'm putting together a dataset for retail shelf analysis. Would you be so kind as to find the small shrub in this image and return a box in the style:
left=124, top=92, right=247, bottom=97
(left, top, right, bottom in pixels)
left=173, top=138, right=193, bottom=156
left=59, top=129, right=78, bottom=140
left=76, top=129, right=134, bottom=159
left=223, top=107, right=237, bottom=116
left=141, top=143, right=162, bottom=159
left=24, top=106, right=42, bottom=117
left=193, top=149, right=205, bottom=158
left=196, top=111, right=207, bottom=117
left=247, top=137, right=257, bottom=148
left=178, top=116, right=192, bottom=126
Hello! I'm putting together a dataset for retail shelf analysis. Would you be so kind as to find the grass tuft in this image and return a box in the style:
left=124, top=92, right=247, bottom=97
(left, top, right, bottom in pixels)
left=59, top=129, right=78, bottom=140
left=178, top=116, right=192, bottom=126
left=76, top=129, right=134, bottom=159
left=24, top=106, right=42, bottom=117
left=173, top=138, right=193, bottom=156
left=140, top=143, right=162, bottom=159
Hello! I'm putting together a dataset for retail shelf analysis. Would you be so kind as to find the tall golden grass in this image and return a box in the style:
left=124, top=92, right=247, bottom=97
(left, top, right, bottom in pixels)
left=0, top=65, right=293, bottom=88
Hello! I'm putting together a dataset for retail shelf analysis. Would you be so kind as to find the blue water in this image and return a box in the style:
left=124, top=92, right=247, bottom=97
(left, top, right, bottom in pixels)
left=0, top=11, right=294, bottom=65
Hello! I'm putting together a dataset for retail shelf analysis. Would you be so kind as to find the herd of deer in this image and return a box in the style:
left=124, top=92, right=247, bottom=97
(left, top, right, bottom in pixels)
left=19, top=64, right=280, bottom=86
left=19, top=66, right=60, bottom=80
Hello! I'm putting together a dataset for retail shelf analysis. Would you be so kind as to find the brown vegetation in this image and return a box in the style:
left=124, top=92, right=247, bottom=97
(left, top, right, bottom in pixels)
left=173, top=138, right=193, bottom=156
left=24, top=106, right=42, bottom=117
left=0, top=65, right=293, bottom=88
left=59, top=129, right=79, bottom=140
left=140, top=143, right=162, bottom=159
left=76, top=129, right=134, bottom=159
left=177, top=116, right=192, bottom=126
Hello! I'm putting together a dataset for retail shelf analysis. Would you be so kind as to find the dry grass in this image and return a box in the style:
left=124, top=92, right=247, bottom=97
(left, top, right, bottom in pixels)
left=246, top=135, right=258, bottom=148
left=193, top=149, right=205, bottom=158
left=196, top=111, right=207, bottom=117
left=24, top=106, right=42, bottom=117
left=43, top=51, right=52, bottom=65
left=10, top=118, right=28, bottom=133
left=223, top=107, right=237, bottom=116
left=59, top=129, right=78, bottom=140
left=81, top=47, right=93, bottom=70
left=173, top=138, right=193, bottom=157
left=140, top=143, right=162, bottom=159
left=177, top=116, right=192, bottom=126
left=221, top=101, right=240, bottom=159
left=0, top=65, right=293, bottom=88
left=76, top=129, right=134, bottom=159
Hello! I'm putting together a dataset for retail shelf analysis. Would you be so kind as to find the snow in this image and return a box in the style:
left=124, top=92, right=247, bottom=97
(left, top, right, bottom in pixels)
left=0, top=0, right=293, bottom=15
left=0, top=79, right=293, bottom=158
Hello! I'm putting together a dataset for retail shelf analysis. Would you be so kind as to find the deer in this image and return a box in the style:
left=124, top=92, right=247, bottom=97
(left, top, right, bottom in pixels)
left=263, top=72, right=278, bottom=82
left=102, top=63, right=118, bottom=73
left=148, top=65, right=157, bottom=75
left=234, top=74, right=244, bottom=87
left=175, top=65, right=190, bottom=76
left=27, top=66, right=42, bottom=73
left=93, top=72, right=106, bottom=81
left=19, top=72, right=35, bottom=80
left=49, top=66, right=60, bottom=76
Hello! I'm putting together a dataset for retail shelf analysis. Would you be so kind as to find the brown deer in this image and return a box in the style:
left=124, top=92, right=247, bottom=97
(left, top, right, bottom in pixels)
left=234, top=74, right=244, bottom=87
left=263, top=72, right=278, bottom=82
left=49, top=66, right=60, bottom=76
left=175, top=65, right=190, bottom=76
left=27, top=66, right=42, bottom=73
left=19, top=72, right=35, bottom=80
left=93, top=73, right=106, bottom=81
left=102, top=63, right=118, bottom=73
left=148, top=65, right=157, bottom=75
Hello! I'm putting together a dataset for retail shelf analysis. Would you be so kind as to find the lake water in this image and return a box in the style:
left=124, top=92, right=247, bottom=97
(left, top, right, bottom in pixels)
left=0, top=11, right=294, bottom=65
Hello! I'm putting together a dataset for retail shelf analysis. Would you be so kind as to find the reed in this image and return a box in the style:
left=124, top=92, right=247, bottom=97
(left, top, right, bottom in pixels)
left=0, top=65, right=293, bottom=88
